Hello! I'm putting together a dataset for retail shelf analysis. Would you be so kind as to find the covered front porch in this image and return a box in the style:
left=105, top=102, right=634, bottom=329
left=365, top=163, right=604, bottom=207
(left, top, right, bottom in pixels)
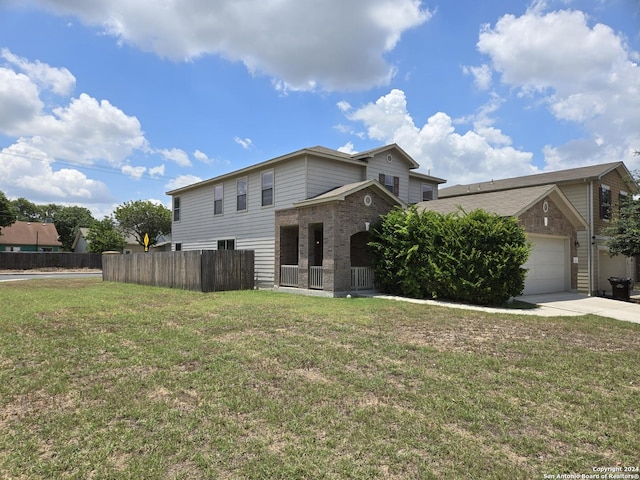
left=274, top=180, right=403, bottom=297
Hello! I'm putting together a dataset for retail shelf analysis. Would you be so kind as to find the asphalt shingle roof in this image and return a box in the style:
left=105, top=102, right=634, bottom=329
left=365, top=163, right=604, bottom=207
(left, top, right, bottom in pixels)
left=439, top=162, right=625, bottom=198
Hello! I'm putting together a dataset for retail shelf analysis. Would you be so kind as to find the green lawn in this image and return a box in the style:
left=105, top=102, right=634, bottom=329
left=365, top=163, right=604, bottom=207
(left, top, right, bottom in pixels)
left=1, top=279, right=638, bottom=479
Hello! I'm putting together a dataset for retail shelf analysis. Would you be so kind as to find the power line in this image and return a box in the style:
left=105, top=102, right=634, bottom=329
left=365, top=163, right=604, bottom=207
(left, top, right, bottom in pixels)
left=0, top=149, right=170, bottom=183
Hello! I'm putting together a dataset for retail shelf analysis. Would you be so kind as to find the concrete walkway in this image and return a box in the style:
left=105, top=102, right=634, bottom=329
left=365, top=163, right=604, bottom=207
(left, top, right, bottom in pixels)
left=364, top=292, right=640, bottom=324
left=515, top=292, right=640, bottom=323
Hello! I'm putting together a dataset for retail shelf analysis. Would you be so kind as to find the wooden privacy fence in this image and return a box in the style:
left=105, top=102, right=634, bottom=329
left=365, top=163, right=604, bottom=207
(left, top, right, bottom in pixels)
left=0, top=252, right=102, bottom=270
left=102, top=250, right=255, bottom=292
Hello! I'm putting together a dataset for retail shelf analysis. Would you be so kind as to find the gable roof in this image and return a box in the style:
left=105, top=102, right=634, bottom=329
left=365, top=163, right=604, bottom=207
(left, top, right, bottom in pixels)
left=416, top=184, right=587, bottom=230
left=0, top=221, right=63, bottom=246
left=293, top=179, right=407, bottom=209
left=439, top=161, right=636, bottom=198
left=166, top=143, right=441, bottom=195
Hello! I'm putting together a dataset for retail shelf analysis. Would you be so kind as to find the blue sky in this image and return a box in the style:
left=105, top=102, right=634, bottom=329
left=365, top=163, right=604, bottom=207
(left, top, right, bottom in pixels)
left=0, top=0, right=639, bottom=218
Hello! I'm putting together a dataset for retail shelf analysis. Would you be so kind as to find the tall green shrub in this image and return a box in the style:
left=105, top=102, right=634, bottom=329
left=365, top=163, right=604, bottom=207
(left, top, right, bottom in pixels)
left=369, top=206, right=531, bottom=306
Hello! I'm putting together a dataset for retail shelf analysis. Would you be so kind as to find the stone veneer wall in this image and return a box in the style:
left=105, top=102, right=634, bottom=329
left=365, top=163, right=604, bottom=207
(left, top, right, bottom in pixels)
left=275, top=186, right=398, bottom=294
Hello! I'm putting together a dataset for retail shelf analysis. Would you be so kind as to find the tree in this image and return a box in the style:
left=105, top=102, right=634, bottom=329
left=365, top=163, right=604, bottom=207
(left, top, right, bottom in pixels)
left=86, top=217, right=126, bottom=253
left=54, top=206, right=95, bottom=251
left=0, top=191, right=16, bottom=232
left=114, top=200, right=172, bottom=248
left=11, top=197, right=41, bottom=222
left=603, top=169, right=640, bottom=258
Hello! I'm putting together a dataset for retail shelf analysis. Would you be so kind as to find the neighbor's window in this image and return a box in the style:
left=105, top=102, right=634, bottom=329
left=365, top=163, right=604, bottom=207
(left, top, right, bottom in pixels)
left=262, top=170, right=274, bottom=207
left=217, top=239, right=235, bottom=250
left=422, top=183, right=434, bottom=201
left=214, top=184, right=223, bottom=215
left=237, top=178, right=247, bottom=211
left=600, top=185, right=611, bottom=220
left=175, top=243, right=182, bottom=251
left=173, top=196, right=181, bottom=222
left=379, top=173, right=399, bottom=195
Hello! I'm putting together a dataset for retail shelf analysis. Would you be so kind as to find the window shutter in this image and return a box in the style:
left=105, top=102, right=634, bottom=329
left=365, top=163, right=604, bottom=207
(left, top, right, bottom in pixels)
left=379, top=173, right=385, bottom=184
left=393, top=176, right=400, bottom=196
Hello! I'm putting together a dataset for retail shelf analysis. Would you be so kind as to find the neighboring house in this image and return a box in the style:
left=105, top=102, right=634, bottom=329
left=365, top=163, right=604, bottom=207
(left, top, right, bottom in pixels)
left=167, top=144, right=445, bottom=295
left=438, top=162, right=638, bottom=296
left=416, top=185, right=587, bottom=295
left=73, top=228, right=167, bottom=253
left=0, top=221, right=62, bottom=252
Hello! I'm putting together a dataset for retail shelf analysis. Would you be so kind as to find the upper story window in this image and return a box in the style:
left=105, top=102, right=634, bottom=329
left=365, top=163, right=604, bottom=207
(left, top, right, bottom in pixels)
left=237, top=177, right=247, bottom=211
left=379, top=173, right=399, bottom=196
left=173, top=196, right=181, bottom=222
left=599, top=184, right=611, bottom=220
left=422, top=183, right=434, bottom=201
left=214, top=184, right=223, bottom=215
left=262, top=170, right=274, bottom=207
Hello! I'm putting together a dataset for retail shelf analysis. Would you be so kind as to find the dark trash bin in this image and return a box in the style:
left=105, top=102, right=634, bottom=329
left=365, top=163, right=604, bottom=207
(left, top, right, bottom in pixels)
left=608, top=277, right=631, bottom=301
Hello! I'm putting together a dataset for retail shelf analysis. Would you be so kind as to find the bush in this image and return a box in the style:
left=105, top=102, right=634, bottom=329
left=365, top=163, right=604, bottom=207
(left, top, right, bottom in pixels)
left=368, top=206, right=531, bottom=306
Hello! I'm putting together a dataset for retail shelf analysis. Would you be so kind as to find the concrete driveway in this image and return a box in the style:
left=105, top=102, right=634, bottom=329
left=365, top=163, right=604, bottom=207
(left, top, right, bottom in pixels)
left=516, top=292, right=640, bottom=324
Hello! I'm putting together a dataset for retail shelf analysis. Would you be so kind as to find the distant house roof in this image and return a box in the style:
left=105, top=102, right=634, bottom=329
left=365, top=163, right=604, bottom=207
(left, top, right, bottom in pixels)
left=416, top=184, right=587, bottom=230
left=0, top=221, right=63, bottom=247
left=293, top=179, right=407, bottom=209
left=439, top=162, right=635, bottom=198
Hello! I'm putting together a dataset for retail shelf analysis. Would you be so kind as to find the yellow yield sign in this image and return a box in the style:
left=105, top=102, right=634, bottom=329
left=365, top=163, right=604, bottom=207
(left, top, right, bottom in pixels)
left=144, top=233, right=149, bottom=252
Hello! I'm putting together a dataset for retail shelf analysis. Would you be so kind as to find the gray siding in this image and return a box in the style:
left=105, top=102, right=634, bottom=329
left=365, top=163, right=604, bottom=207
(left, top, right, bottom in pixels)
left=306, top=156, right=364, bottom=198
left=366, top=151, right=413, bottom=202
left=559, top=184, right=588, bottom=218
left=409, top=177, right=439, bottom=204
left=172, top=158, right=309, bottom=285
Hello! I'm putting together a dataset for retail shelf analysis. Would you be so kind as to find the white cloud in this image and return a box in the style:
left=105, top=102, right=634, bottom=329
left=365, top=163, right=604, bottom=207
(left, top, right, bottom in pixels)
left=0, top=67, right=44, bottom=136
left=477, top=7, right=640, bottom=168
left=1, top=48, right=76, bottom=96
left=194, top=149, right=212, bottom=164
left=463, top=64, right=493, bottom=90
left=234, top=137, right=254, bottom=150
left=338, top=142, right=357, bottom=154
left=166, top=175, right=203, bottom=192
left=0, top=142, right=112, bottom=203
left=121, top=164, right=146, bottom=180
left=157, top=147, right=191, bottom=167
left=19, top=0, right=432, bottom=91
left=344, top=89, right=536, bottom=184
left=149, top=164, right=165, bottom=177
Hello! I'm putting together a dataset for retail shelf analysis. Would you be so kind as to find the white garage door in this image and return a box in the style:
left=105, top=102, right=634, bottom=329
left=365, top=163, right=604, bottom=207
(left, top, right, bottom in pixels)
left=523, top=236, right=567, bottom=295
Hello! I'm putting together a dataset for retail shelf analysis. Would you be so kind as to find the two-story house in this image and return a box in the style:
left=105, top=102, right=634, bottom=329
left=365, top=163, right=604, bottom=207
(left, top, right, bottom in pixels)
left=167, top=144, right=445, bottom=295
left=438, top=162, right=638, bottom=296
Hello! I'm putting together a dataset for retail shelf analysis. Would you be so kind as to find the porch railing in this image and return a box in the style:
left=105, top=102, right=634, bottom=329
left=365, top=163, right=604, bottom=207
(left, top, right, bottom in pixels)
left=280, top=265, right=299, bottom=287
left=310, top=266, right=323, bottom=289
left=351, top=266, right=374, bottom=291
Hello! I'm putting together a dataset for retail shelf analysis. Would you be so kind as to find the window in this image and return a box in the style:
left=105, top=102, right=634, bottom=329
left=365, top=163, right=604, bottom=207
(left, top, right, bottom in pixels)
left=217, top=239, right=235, bottom=250
left=237, top=178, right=247, bottom=211
left=379, top=173, right=399, bottom=195
left=262, top=170, right=274, bottom=207
left=173, top=196, right=181, bottom=222
left=422, top=183, right=434, bottom=201
left=214, top=184, right=223, bottom=215
left=599, top=185, right=611, bottom=220
left=175, top=243, right=182, bottom=251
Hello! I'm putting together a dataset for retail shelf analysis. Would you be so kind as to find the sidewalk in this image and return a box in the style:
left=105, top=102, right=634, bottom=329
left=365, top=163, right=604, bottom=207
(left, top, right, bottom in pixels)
left=363, top=292, right=640, bottom=324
